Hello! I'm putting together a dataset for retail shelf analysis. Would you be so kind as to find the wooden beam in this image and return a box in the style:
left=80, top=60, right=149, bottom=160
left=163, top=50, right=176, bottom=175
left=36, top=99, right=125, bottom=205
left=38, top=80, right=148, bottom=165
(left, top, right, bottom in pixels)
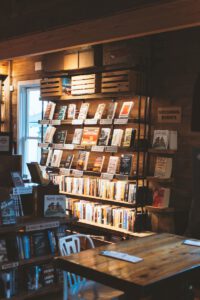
left=0, top=0, right=199, bottom=60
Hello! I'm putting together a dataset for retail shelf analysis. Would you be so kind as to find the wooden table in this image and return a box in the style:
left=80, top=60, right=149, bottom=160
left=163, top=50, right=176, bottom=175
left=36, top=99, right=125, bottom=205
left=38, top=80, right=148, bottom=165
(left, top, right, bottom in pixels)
left=55, top=233, right=200, bottom=299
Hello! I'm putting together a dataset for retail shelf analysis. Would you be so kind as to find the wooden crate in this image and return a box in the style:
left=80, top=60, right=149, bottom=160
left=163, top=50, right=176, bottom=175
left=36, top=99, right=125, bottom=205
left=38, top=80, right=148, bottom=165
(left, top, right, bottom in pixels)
left=71, top=74, right=96, bottom=95
left=101, top=70, right=138, bottom=93
left=41, top=77, right=70, bottom=97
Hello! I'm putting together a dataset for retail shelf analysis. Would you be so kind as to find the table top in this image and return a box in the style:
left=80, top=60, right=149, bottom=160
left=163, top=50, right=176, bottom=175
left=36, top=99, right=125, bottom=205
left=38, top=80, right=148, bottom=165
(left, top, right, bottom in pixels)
left=55, top=233, right=200, bottom=294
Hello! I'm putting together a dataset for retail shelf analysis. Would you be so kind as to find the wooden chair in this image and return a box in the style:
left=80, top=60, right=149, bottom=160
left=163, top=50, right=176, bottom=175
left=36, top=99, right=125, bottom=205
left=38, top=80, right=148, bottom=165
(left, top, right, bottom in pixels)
left=58, top=234, right=124, bottom=300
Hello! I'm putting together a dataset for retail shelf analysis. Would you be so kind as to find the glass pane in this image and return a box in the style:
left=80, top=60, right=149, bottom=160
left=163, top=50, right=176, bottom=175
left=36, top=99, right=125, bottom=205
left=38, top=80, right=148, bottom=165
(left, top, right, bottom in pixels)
left=27, top=89, right=43, bottom=137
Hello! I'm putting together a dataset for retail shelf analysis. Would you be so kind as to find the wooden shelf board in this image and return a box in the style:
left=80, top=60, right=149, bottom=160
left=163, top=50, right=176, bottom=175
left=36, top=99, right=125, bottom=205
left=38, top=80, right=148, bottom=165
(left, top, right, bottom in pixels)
left=146, top=177, right=174, bottom=183
left=148, top=149, right=177, bottom=155
left=1, top=283, right=62, bottom=300
left=76, top=219, right=154, bottom=238
left=19, top=254, right=54, bottom=266
left=60, top=191, right=136, bottom=208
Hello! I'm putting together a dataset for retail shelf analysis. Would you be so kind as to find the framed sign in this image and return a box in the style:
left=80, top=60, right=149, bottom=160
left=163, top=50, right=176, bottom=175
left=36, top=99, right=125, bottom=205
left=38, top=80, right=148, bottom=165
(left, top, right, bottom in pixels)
left=157, top=107, right=182, bottom=123
left=0, top=132, right=11, bottom=153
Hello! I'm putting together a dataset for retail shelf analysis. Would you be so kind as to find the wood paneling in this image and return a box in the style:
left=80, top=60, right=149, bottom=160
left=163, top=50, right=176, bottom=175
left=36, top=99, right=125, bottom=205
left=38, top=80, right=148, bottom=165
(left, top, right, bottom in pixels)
left=0, top=0, right=199, bottom=60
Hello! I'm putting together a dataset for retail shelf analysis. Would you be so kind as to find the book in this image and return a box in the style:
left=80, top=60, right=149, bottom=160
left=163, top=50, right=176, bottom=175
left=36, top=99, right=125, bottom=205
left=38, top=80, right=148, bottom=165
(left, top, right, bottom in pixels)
left=81, top=127, right=99, bottom=146
left=43, top=102, right=56, bottom=120
left=10, top=172, right=24, bottom=187
left=27, top=266, right=42, bottom=291
left=44, top=195, right=66, bottom=217
left=111, top=129, right=124, bottom=146
left=67, top=104, right=76, bottom=119
left=72, top=128, right=83, bottom=144
left=43, top=126, right=56, bottom=143
left=93, top=156, right=105, bottom=172
left=119, top=101, right=134, bottom=118
left=152, top=130, right=169, bottom=150
left=40, top=149, right=49, bottom=166
left=120, top=154, right=133, bottom=175
left=51, top=150, right=63, bottom=167
left=153, top=187, right=171, bottom=207
left=27, top=162, right=50, bottom=185
left=46, top=149, right=53, bottom=166
left=0, top=199, right=16, bottom=225
left=0, top=239, right=8, bottom=262
left=123, top=128, right=136, bottom=148
left=60, top=154, right=74, bottom=169
left=78, top=103, right=90, bottom=120
left=98, top=128, right=111, bottom=146
left=94, top=103, right=106, bottom=119
left=169, top=130, right=178, bottom=150
left=53, top=129, right=67, bottom=144
left=107, top=156, right=119, bottom=174
left=53, top=105, right=67, bottom=120
left=106, top=102, right=118, bottom=119
left=31, top=232, right=49, bottom=257
left=154, top=157, right=172, bottom=179
left=42, top=263, right=55, bottom=286
left=76, top=151, right=90, bottom=171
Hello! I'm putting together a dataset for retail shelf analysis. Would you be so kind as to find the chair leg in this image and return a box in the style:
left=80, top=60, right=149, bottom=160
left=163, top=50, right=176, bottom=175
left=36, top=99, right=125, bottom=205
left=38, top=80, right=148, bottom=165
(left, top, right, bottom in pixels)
left=63, top=271, right=68, bottom=300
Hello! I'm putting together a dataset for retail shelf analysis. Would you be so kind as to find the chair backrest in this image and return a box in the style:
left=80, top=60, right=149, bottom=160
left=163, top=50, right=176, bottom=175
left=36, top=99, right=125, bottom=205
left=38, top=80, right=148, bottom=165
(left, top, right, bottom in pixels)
left=59, top=234, right=95, bottom=256
left=59, top=234, right=95, bottom=295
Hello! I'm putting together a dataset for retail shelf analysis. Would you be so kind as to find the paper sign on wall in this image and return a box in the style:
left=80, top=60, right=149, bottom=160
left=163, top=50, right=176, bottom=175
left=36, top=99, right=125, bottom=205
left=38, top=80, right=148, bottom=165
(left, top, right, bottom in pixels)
left=157, top=107, right=181, bottom=123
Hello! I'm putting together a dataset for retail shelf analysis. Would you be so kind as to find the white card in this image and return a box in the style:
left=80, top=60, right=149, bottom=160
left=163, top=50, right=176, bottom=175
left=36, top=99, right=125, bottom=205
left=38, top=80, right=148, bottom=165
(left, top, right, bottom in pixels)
left=100, top=250, right=143, bottom=263
left=183, top=239, right=200, bottom=247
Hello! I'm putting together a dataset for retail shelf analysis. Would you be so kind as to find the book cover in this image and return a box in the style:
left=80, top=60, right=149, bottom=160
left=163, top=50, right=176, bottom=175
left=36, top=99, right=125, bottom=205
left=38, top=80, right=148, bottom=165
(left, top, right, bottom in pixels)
left=94, top=103, right=106, bottom=120
left=31, top=232, right=49, bottom=257
left=81, top=127, right=99, bottom=146
left=50, top=150, right=63, bottom=167
left=154, top=157, right=172, bottom=178
left=44, top=126, right=56, bottom=143
left=78, top=103, right=90, bottom=120
left=152, top=130, right=169, bottom=150
left=44, top=102, right=56, bottom=120
left=1, top=199, right=16, bottom=225
left=46, top=149, right=53, bottom=166
left=153, top=187, right=171, bottom=207
left=120, top=154, right=133, bottom=175
left=10, top=172, right=24, bottom=187
left=53, top=105, right=67, bottom=120
left=169, top=130, right=178, bottom=150
left=27, top=265, right=42, bottom=291
left=123, top=128, right=136, bottom=148
left=107, top=156, right=119, bottom=174
left=60, top=154, right=74, bottom=169
left=76, top=151, right=90, bottom=171
left=93, top=156, right=105, bottom=172
left=44, top=195, right=66, bottom=217
left=98, top=128, right=111, bottom=146
left=106, top=102, right=118, bottom=119
left=40, top=149, right=49, bottom=166
left=53, top=130, right=67, bottom=144
left=67, top=104, right=76, bottom=119
left=0, top=240, right=8, bottom=262
left=42, top=263, right=55, bottom=286
left=72, top=128, right=83, bottom=144
left=119, top=101, right=134, bottom=118
left=111, top=129, right=124, bottom=146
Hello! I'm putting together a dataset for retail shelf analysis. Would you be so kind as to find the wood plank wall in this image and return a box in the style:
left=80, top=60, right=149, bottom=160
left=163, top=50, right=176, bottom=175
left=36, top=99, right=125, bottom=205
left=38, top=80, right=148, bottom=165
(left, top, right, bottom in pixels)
left=5, top=26, right=200, bottom=232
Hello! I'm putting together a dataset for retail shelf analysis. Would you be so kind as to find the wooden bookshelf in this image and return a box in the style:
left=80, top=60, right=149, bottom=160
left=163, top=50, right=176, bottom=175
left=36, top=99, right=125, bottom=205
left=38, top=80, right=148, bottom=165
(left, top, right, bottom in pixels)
left=76, top=219, right=154, bottom=238
left=60, top=191, right=136, bottom=208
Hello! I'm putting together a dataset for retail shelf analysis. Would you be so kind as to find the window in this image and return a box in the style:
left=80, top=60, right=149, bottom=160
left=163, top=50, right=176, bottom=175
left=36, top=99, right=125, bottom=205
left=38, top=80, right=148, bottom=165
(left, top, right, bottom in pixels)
left=18, top=82, right=45, bottom=177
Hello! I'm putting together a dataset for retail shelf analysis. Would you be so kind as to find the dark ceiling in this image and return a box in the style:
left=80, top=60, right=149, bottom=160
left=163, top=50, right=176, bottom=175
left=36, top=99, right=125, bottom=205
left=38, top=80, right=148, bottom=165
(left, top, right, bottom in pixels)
left=0, top=0, right=170, bottom=41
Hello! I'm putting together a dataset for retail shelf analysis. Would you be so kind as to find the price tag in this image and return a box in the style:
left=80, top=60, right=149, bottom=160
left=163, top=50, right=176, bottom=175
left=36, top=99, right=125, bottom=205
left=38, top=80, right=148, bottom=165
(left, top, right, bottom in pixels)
left=114, top=118, right=128, bottom=125
left=72, top=119, right=84, bottom=125
left=13, top=186, right=33, bottom=195
left=72, top=169, right=83, bottom=177
left=38, top=120, right=50, bottom=125
left=100, top=119, right=113, bottom=125
left=26, top=221, right=60, bottom=232
left=64, top=144, right=75, bottom=150
left=91, top=145, right=105, bottom=152
left=59, top=168, right=71, bottom=176
left=74, top=145, right=85, bottom=150
left=38, top=143, right=49, bottom=148
left=50, top=120, right=61, bottom=125
left=84, top=119, right=98, bottom=125
left=52, top=144, right=65, bottom=150
left=101, top=173, right=114, bottom=180
left=105, top=146, right=118, bottom=153
left=1, top=262, right=19, bottom=270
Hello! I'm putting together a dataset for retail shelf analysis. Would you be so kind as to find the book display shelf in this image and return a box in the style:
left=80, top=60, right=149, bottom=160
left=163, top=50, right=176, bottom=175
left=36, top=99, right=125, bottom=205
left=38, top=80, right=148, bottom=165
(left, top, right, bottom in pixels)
left=38, top=65, right=153, bottom=239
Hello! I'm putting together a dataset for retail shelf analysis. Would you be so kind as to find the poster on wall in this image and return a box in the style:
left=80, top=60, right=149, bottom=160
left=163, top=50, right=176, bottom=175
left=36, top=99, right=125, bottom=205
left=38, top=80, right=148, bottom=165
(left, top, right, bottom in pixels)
left=0, top=133, right=11, bottom=153
left=157, top=107, right=182, bottom=123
